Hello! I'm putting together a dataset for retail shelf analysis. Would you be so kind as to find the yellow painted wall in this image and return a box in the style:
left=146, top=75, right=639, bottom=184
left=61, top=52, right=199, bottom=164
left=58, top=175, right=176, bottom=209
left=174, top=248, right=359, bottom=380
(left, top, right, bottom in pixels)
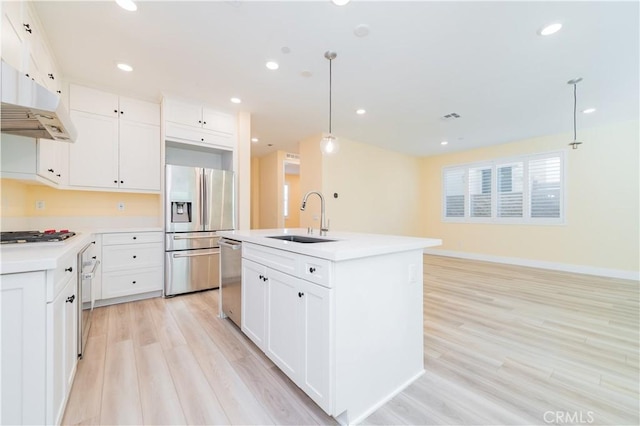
left=0, top=179, right=161, bottom=218
left=250, top=157, right=261, bottom=229
left=284, top=173, right=301, bottom=228
left=299, top=135, right=423, bottom=236
left=257, top=150, right=285, bottom=229
left=0, top=179, right=29, bottom=217
left=422, top=120, right=640, bottom=272
left=299, top=134, right=325, bottom=230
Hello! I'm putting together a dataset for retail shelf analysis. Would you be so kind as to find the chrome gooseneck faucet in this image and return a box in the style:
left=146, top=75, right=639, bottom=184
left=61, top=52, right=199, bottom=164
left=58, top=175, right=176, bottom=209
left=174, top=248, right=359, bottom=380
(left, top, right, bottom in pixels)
left=300, top=191, right=328, bottom=236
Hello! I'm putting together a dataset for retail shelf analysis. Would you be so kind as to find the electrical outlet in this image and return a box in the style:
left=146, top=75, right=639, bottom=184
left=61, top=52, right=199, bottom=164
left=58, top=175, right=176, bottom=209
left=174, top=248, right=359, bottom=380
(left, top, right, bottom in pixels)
left=35, top=200, right=45, bottom=210
left=117, top=202, right=125, bottom=211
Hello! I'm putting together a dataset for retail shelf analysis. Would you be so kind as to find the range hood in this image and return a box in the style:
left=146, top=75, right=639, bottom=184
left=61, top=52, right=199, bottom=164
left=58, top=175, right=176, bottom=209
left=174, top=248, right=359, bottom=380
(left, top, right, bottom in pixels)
left=1, top=60, right=76, bottom=142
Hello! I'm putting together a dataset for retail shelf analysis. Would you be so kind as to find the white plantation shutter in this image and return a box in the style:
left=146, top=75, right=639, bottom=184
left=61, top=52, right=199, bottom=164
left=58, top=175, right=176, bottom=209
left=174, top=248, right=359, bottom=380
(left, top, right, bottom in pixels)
left=468, top=166, right=492, bottom=217
left=442, top=151, right=564, bottom=224
left=497, top=162, right=524, bottom=218
left=529, top=155, right=562, bottom=218
left=443, top=168, right=465, bottom=217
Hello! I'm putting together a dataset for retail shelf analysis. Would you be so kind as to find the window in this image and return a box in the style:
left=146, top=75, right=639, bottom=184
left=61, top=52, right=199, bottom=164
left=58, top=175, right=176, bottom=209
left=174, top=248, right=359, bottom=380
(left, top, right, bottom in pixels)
left=442, top=151, right=564, bottom=224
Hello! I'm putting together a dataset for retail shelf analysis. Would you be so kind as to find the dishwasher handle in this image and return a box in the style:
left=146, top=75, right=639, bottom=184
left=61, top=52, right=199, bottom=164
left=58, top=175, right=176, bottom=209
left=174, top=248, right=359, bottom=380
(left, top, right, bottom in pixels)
left=219, top=238, right=242, bottom=250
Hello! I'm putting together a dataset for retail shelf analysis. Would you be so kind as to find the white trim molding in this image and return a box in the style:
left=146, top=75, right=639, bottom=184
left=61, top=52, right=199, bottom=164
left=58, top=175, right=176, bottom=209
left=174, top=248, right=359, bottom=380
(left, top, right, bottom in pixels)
left=423, top=248, right=640, bottom=281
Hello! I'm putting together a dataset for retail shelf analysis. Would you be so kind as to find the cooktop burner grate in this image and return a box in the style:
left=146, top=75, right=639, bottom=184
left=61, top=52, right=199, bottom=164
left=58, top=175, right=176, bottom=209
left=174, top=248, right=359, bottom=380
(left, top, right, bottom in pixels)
left=0, top=230, right=76, bottom=244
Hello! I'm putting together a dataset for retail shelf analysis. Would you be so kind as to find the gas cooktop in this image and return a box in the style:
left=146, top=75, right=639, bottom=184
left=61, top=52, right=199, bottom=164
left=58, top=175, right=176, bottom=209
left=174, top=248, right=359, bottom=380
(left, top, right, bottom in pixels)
left=0, top=230, right=76, bottom=244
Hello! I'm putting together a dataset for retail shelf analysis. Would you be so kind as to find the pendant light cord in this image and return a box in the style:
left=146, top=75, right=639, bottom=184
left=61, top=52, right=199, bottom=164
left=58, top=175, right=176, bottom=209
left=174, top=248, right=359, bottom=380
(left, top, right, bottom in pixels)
left=573, top=83, right=577, bottom=141
left=328, top=57, right=333, bottom=134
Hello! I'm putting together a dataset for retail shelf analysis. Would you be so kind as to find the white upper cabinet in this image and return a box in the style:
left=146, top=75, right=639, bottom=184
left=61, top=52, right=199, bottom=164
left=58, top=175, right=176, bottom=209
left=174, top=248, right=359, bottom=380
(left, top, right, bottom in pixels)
left=163, top=98, right=236, bottom=149
left=1, top=1, right=61, bottom=94
left=68, top=84, right=161, bottom=192
left=37, top=138, right=68, bottom=185
left=1, top=0, right=27, bottom=72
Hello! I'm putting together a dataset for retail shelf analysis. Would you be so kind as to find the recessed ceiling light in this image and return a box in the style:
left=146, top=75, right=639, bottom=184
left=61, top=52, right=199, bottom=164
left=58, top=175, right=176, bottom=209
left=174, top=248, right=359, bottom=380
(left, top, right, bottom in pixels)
left=354, top=24, right=370, bottom=38
left=251, top=137, right=259, bottom=143
left=266, top=61, right=279, bottom=70
left=582, top=108, right=596, bottom=114
left=332, top=0, right=350, bottom=5
left=356, top=109, right=366, bottom=115
left=115, top=0, right=137, bottom=12
left=116, top=63, right=133, bottom=72
left=538, top=22, right=562, bottom=36
left=230, top=97, right=242, bottom=104
left=441, top=141, right=449, bottom=146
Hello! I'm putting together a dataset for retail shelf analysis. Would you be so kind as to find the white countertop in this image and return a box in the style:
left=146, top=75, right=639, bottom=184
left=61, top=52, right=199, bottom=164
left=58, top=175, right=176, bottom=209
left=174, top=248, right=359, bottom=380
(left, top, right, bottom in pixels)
left=218, top=228, right=442, bottom=261
left=0, top=232, right=95, bottom=274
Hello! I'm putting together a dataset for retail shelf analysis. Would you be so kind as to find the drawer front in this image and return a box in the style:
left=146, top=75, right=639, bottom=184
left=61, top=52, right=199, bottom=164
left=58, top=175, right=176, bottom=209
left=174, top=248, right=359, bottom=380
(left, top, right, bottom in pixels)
left=102, top=232, right=163, bottom=246
left=53, top=251, right=77, bottom=292
left=102, top=243, right=162, bottom=271
left=299, top=254, right=333, bottom=288
left=102, top=269, right=163, bottom=299
left=243, top=243, right=298, bottom=276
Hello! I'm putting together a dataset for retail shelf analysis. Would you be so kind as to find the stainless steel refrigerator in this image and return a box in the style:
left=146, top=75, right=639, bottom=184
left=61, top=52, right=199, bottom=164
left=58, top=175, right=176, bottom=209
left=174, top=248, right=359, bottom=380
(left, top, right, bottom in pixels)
left=165, top=165, right=235, bottom=296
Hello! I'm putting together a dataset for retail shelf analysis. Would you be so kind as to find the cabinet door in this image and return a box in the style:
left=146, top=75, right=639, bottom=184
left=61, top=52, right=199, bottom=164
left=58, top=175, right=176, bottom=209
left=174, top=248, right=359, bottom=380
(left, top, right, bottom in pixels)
left=118, top=120, right=160, bottom=191
left=48, top=275, right=78, bottom=425
left=241, top=259, right=267, bottom=350
left=1, top=1, right=26, bottom=72
left=119, top=96, right=160, bottom=126
left=164, top=99, right=202, bottom=128
left=68, top=110, right=119, bottom=188
left=202, top=108, right=234, bottom=135
left=70, top=84, right=119, bottom=117
left=1, top=271, right=47, bottom=425
left=299, top=279, right=332, bottom=412
left=266, top=268, right=301, bottom=379
left=37, top=138, right=62, bottom=184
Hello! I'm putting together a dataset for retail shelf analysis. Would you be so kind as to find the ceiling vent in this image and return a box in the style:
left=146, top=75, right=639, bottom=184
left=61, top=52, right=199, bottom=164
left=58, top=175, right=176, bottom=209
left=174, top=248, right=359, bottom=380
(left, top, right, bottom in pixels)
left=441, top=112, right=461, bottom=121
left=285, top=152, right=300, bottom=161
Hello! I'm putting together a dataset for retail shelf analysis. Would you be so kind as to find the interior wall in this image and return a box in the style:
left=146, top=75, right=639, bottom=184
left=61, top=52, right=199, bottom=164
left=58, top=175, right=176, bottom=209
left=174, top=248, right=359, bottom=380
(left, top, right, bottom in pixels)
left=0, top=179, right=160, bottom=218
left=284, top=173, right=301, bottom=228
left=421, top=119, right=640, bottom=274
left=250, top=157, right=260, bottom=229
left=0, top=179, right=28, bottom=217
left=299, top=134, right=326, bottom=230
left=299, top=135, right=423, bottom=236
left=257, top=150, right=285, bottom=229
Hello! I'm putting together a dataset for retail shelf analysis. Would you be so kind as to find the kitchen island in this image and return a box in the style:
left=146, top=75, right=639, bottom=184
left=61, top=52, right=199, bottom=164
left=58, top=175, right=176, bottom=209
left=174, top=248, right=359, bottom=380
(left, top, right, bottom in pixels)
left=218, top=228, right=441, bottom=425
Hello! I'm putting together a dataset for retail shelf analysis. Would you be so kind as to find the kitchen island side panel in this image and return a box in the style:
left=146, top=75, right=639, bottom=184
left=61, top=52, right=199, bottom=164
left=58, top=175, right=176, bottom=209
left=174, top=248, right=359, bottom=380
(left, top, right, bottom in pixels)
left=332, top=249, right=424, bottom=424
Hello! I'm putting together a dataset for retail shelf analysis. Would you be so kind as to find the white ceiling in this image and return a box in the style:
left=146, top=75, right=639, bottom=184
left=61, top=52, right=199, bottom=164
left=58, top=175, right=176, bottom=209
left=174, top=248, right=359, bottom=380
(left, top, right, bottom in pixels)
left=34, top=0, right=639, bottom=158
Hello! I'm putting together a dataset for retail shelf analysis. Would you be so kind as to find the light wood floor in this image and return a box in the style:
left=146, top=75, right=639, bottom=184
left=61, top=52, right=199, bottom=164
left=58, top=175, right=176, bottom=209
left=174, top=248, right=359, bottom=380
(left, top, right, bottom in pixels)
left=63, top=255, right=639, bottom=425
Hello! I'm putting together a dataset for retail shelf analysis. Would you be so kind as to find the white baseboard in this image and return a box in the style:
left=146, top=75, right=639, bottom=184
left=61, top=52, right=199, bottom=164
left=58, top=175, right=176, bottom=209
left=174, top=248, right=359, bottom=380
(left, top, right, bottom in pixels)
left=423, top=248, right=640, bottom=281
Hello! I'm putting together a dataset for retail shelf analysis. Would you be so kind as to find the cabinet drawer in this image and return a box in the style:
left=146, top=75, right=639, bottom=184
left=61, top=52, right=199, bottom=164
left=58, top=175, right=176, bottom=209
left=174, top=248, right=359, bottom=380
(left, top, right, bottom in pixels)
left=243, top=243, right=298, bottom=276
left=299, top=254, right=333, bottom=288
left=165, top=122, right=234, bottom=149
left=102, top=269, right=162, bottom=299
left=102, top=232, right=163, bottom=245
left=102, top=243, right=162, bottom=271
left=51, top=252, right=77, bottom=301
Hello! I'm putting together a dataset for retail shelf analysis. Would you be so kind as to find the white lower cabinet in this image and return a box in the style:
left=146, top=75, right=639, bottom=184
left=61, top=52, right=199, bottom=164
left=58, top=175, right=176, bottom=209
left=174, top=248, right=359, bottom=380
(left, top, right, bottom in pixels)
left=100, top=231, right=163, bottom=300
left=241, top=259, right=267, bottom=348
left=241, top=247, right=332, bottom=413
left=1, top=256, right=78, bottom=425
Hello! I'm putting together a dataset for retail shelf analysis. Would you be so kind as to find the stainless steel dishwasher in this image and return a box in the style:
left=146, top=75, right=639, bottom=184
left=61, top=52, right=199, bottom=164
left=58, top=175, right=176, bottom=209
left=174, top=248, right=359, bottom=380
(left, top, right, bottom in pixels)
left=219, top=238, right=242, bottom=326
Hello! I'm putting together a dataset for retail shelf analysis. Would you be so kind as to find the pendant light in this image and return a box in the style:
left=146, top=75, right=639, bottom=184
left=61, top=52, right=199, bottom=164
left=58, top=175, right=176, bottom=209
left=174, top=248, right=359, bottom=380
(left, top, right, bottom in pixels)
left=567, top=77, right=583, bottom=149
left=320, top=51, right=340, bottom=155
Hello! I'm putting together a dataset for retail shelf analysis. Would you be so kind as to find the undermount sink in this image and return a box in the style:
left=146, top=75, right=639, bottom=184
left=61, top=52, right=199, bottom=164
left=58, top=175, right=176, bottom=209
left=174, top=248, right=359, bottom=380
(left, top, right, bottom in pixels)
left=267, top=235, right=337, bottom=244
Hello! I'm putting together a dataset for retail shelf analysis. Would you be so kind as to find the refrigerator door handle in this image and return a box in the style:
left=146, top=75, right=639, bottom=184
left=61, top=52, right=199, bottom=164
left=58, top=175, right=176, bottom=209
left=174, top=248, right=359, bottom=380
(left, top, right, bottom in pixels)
left=173, top=234, right=217, bottom=240
left=172, top=250, right=219, bottom=258
left=201, top=169, right=207, bottom=230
